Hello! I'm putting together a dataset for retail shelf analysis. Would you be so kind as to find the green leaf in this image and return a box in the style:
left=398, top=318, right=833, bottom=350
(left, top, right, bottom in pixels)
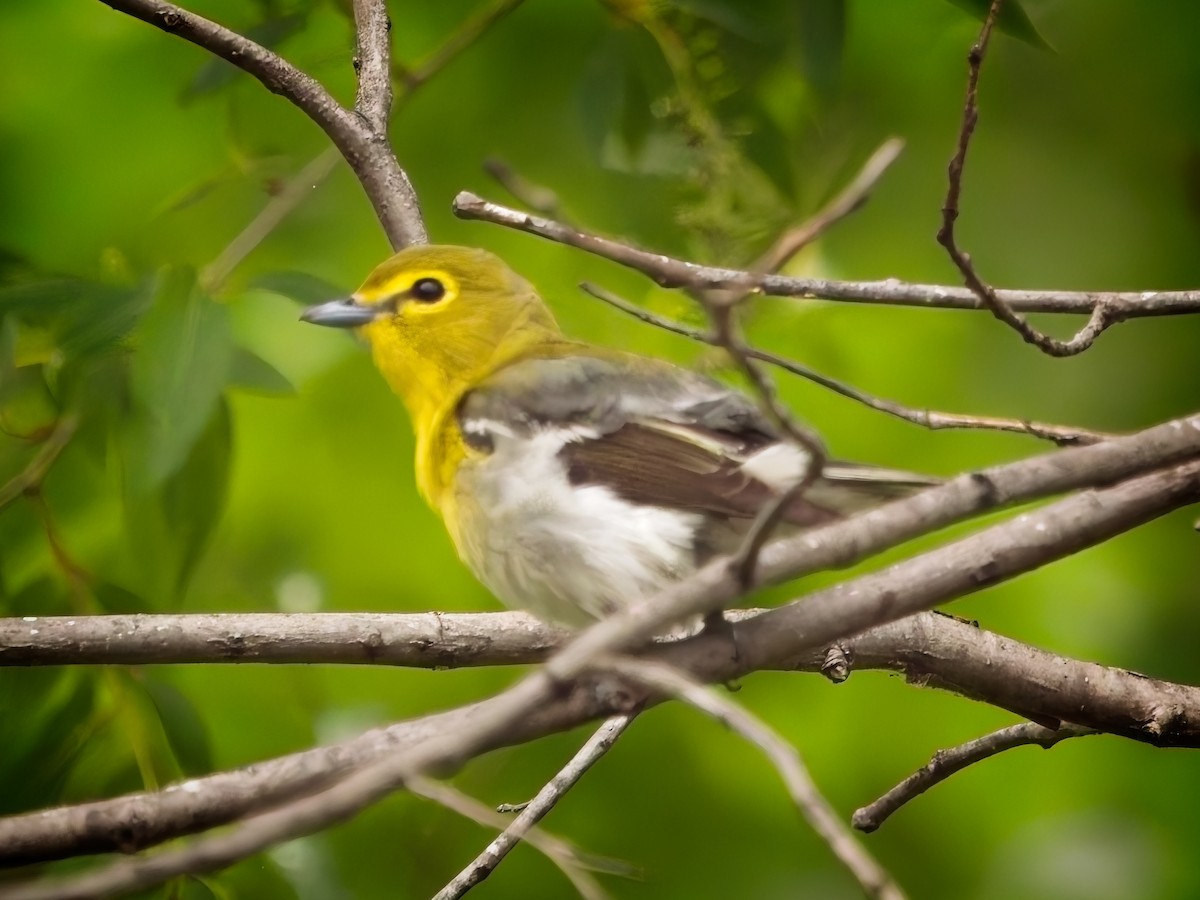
left=228, top=347, right=295, bottom=396
left=128, top=268, right=233, bottom=493
left=163, top=398, right=232, bottom=597
left=0, top=279, right=149, bottom=360
left=0, top=668, right=95, bottom=813
left=94, top=581, right=150, bottom=614
left=250, top=271, right=345, bottom=306
left=946, top=0, right=1050, bottom=49
left=795, top=0, right=845, bottom=100
left=143, top=679, right=213, bottom=776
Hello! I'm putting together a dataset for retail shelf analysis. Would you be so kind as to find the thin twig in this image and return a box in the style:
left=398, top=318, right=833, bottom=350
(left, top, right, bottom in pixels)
left=433, top=715, right=636, bottom=900
left=408, top=777, right=611, bottom=900
left=852, top=722, right=1096, bottom=833
left=605, top=657, right=904, bottom=900
left=455, top=192, right=1200, bottom=317
left=754, top=138, right=905, bottom=272
left=579, top=282, right=1108, bottom=446
left=0, top=414, right=79, bottom=512
left=702, top=300, right=827, bottom=584
left=394, top=0, right=525, bottom=91
left=201, top=148, right=341, bottom=292
left=936, top=0, right=1112, bottom=356
left=483, top=157, right=564, bottom=218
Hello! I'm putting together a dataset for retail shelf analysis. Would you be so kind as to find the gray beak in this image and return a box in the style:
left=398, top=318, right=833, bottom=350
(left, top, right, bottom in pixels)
left=300, top=297, right=380, bottom=328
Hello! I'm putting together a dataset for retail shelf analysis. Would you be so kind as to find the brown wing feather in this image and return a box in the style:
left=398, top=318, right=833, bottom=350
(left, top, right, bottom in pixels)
left=559, top=422, right=840, bottom=526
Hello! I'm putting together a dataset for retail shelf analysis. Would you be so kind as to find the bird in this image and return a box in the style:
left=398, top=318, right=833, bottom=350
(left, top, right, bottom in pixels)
left=301, top=245, right=938, bottom=627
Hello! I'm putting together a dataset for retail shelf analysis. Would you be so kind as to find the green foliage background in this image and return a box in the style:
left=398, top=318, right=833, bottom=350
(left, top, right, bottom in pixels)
left=3, top=1, right=1200, bottom=897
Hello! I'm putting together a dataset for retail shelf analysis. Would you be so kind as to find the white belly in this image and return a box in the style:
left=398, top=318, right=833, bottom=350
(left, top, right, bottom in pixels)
left=452, top=431, right=704, bottom=626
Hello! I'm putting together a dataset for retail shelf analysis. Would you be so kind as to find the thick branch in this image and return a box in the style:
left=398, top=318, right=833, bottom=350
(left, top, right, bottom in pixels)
left=0, top=611, right=563, bottom=667
left=454, top=192, right=1200, bottom=317
left=351, top=0, right=392, bottom=133
left=6, top=609, right=1197, bottom=752
left=4, top=437, right=1200, bottom=867
left=101, top=0, right=426, bottom=247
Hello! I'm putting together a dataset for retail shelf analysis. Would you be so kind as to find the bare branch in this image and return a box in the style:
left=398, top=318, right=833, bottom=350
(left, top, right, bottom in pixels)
left=580, top=282, right=1109, bottom=446
left=606, top=658, right=903, bottom=900
left=730, top=461, right=1200, bottom=721
left=852, top=723, right=1096, bottom=833
left=935, top=0, right=1113, bottom=356
left=6, top=608, right=1200, bottom=756
left=455, top=192, right=1200, bottom=317
left=352, top=0, right=392, bottom=133
left=5, top=418, right=1200, bottom=868
left=0, top=611, right=565, bottom=667
left=434, top=715, right=635, bottom=900
left=101, top=0, right=426, bottom=247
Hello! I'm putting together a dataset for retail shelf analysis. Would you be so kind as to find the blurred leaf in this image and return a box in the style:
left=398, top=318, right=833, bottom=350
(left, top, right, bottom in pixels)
left=94, top=580, right=151, bottom=614
left=143, top=678, right=213, bottom=776
left=0, top=668, right=95, bottom=814
left=228, top=347, right=295, bottom=396
left=0, top=279, right=148, bottom=360
left=182, top=13, right=307, bottom=102
left=0, top=576, right=67, bottom=617
left=163, top=398, right=232, bottom=597
left=128, top=268, right=233, bottom=493
left=250, top=271, right=345, bottom=306
left=947, top=0, right=1050, bottom=49
left=795, top=0, right=845, bottom=100
left=579, top=32, right=694, bottom=176
left=666, top=0, right=762, bottom=38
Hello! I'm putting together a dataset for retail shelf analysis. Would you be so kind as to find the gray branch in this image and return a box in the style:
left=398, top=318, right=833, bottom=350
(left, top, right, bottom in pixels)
left=3, top=432, right=1199, bottom=867
left=454, top=191, right=1200, bottom=317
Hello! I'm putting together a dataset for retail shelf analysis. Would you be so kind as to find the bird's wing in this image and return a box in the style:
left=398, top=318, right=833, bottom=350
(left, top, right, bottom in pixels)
left=458, top=352, right=937, bottom=524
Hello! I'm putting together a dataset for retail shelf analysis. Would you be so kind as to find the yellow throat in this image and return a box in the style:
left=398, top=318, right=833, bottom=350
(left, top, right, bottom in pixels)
left=344, top=245, right=564, bottom=506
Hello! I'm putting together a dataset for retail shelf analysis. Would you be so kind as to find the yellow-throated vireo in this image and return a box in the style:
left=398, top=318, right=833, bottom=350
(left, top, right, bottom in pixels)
left=302, top=245, right=937, bottom=626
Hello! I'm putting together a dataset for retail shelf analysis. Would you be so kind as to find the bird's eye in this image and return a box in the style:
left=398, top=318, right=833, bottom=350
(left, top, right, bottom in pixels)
left=411, top=277, right=446, bottom=302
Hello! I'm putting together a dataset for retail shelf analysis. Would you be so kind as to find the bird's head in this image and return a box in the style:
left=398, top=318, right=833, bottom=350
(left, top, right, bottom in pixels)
left=302, top=245, right=561, bottom=420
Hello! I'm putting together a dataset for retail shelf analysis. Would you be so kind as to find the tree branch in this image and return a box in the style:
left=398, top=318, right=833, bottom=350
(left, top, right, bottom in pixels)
left=453, top=191, right=1200, bottom=317
left=351, top=0, right=392, bottom=134
left=5, top=418, right=1200, bottom=870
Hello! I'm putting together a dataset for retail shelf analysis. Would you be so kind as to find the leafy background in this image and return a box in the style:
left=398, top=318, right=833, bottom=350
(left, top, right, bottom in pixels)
left=3, top=1, right=1200, bottom=898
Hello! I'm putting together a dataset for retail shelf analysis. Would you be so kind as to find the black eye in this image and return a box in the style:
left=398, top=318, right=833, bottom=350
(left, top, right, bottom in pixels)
left=411, top=277, right=446, bottom=302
